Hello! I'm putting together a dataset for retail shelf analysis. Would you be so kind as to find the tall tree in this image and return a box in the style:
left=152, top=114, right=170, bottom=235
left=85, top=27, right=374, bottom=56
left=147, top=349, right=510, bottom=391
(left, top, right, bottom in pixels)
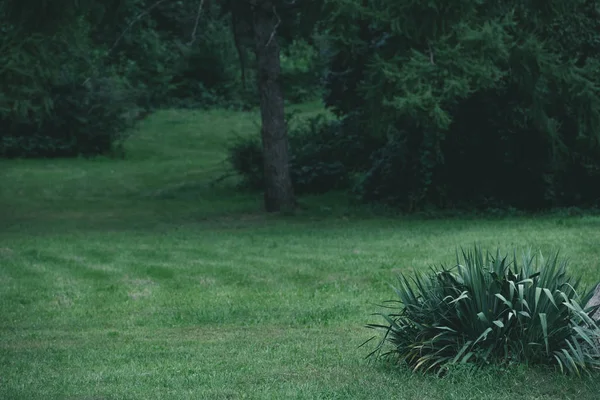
left=227, top=0, right=322, bottom=212
left=250, top=1, right=295, bottom=212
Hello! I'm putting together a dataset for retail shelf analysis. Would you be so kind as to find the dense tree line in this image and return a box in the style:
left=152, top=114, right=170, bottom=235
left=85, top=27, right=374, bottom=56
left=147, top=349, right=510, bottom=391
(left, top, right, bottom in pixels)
left=0, top=1, right=321, bottom=152
left=3, top=0, right=600, bottom=212
left=322, top=0, right=600, bottom=210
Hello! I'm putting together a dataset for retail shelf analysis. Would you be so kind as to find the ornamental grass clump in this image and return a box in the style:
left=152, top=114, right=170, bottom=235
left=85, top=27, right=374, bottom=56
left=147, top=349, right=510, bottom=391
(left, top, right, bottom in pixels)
left=366, top=247, right=600, bottom=375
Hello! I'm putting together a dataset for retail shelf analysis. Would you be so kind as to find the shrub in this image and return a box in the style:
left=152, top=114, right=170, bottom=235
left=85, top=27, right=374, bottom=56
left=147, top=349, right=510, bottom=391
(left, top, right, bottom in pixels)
left=1, top=71, right=135, bottom=159
left=288, top=115, right=350, bottom=194
left=0, top=23, right=136, bottom=158
left=227, top=134, right=264, bottom=191
left=366, top=247, right=600, bottom=375
left=227, top=114, right=380, bottom=194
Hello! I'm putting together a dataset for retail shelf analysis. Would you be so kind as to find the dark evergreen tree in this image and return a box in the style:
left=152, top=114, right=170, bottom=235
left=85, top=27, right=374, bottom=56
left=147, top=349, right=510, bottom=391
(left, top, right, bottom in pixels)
left=324, top=0, right=600, bottom=210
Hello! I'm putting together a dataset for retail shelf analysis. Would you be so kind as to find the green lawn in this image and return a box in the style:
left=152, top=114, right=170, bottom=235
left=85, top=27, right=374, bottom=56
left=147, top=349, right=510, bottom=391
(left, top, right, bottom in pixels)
left=1, top=102, right=600, bottom=399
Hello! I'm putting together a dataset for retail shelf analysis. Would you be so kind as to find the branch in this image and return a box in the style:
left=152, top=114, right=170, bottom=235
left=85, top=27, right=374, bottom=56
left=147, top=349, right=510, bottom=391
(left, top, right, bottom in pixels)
left=428, top=43, right=435, bottom=65
left=108, top=0, right=171, bottom=54
left=187, top=0, right=206, bottom=46
left=265, top=5, right=281, bottom=47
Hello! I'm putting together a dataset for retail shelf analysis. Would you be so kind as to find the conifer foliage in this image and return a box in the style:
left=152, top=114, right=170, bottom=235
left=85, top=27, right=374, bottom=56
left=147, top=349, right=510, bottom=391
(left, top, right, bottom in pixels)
left=324, top=0, right=600, bottom=210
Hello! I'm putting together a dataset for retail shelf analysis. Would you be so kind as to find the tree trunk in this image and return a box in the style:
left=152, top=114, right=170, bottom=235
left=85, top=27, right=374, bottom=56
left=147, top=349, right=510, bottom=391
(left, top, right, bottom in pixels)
left=252, top=1, right=295, bottom=212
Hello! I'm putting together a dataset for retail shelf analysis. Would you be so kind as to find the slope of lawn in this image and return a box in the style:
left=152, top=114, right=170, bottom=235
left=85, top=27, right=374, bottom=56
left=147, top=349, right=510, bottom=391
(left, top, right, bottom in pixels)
left=1, top=102, right=600, bottom=399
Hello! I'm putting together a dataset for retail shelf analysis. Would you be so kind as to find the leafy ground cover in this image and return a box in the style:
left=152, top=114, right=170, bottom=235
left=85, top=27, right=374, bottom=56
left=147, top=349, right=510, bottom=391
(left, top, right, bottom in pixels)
left=1, top=102, right=600, bottom=399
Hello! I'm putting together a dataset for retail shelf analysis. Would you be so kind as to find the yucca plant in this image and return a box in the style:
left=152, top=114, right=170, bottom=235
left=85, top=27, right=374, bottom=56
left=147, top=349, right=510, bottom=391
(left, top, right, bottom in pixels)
left=365, top=247, right=600, bottom=375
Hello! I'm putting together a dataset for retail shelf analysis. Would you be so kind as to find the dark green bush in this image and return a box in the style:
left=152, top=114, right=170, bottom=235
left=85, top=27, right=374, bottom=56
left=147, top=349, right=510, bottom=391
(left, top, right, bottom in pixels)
left=0, top=24, right=136, bottom=158
left=366, top=247, right=600, bottom=375
left=227, top=114, right=380, bottom=194
left=1, top=75, right=134, bottom=158
left=227, top=134, right=265, bottom=190
left=289, top=115, right=354, bottom=194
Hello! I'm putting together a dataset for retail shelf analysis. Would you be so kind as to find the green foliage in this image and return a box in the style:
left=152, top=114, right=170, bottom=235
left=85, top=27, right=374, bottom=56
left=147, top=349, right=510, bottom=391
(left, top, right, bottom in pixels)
left=324, top=0, right=600, bottom=210
left=227, top=114, right=376, bottom=194
left=108, top=0, right=324, bottom=109
left=367, top=246, right=600, bottom=375
left=288, top=115, right=350, bottom=193
left=2, top=0, right=327, bottom=159
left=93, top=0, right=250, bottom=110
left=0, top=20, right=136, bottom=158
left=1, top=75, right=134, bottom=158
left=281, top=39, right=323, bottom=103
left=3, top=0, right=94, bottom=31
left=0, top=0, right=266, bottom=159
left=228, top=134, right=265, bottom=190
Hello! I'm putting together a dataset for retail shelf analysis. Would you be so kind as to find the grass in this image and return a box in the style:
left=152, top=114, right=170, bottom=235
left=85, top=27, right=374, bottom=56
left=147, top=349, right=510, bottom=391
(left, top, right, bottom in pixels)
left=1, top=100, right=600, bottom=399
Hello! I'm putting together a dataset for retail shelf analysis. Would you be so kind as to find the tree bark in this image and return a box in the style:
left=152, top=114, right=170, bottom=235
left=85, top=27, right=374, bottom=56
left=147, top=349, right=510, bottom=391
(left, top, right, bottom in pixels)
left=252, top=1, right=295, bottom=212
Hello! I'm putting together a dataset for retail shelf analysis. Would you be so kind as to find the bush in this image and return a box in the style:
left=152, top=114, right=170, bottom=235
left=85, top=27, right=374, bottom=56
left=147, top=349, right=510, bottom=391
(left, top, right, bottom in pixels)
left=289, top=115, right=351, bottom=194
left=227, top=114, right=380, bottom=194
left=1, top=75, right=134, bottom=158
left=227, top=134, right=265, bottom=190
left=0, top=22, right=136, bottom=158
left=366, top=247, right=600, bottom=375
